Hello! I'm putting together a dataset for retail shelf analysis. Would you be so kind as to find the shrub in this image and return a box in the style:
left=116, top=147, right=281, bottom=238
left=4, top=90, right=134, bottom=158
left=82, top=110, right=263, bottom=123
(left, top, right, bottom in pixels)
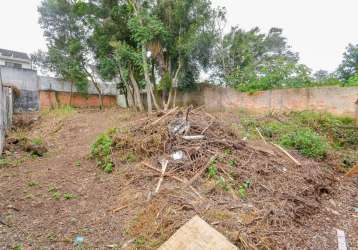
left=280, top=129, right=329, bottom=159
left=91, top=133, right=114, bottom=173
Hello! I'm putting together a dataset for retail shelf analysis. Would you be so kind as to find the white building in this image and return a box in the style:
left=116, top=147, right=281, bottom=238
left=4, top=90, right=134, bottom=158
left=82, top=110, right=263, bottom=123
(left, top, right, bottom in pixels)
left=0, top=48, right=31, bottom=70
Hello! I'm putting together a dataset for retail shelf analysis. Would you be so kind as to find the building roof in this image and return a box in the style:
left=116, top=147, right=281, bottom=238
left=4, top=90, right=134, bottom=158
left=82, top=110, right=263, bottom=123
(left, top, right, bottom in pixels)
left=0, top=48, right=30, bottom=61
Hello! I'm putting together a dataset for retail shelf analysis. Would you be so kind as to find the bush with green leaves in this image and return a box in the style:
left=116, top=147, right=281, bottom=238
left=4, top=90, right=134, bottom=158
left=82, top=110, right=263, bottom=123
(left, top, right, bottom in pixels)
left=280, top=129, right=329, bottom=159
left=90, top=133, right=114, bottom=173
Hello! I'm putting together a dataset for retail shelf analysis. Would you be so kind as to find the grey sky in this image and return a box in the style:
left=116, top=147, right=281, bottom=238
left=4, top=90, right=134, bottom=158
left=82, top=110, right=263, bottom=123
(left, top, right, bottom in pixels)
left=1, top=0, right=357, bottom=72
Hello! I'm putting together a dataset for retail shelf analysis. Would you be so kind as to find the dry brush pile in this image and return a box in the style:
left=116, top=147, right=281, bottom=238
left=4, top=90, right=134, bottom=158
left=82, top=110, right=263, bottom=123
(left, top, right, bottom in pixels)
left=105, top=107, right=341, bottom=249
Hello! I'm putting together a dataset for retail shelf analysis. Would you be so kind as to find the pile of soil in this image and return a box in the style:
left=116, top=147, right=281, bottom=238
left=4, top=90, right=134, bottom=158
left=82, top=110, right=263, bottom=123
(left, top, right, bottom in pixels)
left=109, top=107, right=357, bottom=249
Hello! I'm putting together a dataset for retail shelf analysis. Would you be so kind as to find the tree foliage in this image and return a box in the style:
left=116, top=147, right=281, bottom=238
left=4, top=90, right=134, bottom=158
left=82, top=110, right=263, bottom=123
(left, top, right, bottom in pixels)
left=212, top=27, right=313, bottom=91
left=337, top=44, right=358, bottom=83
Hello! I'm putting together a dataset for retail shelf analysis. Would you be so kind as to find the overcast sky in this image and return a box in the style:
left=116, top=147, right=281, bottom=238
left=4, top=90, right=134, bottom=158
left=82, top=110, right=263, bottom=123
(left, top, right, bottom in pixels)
left=1, top=0, right=358, bottom=72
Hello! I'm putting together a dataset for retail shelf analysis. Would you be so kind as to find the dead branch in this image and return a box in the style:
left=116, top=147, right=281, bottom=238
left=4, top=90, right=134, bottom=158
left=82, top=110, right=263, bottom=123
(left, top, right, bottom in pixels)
left=255, top=127, right=267, bottom=144
left=182, top=135, right=205, bottom=140
left=140, top=162, right=202, bottom=198
left=186, top=155, right=217, bottom=187
left=155, top=159, right=169, bottom=193
left=271, top=143, right=301, bottom=166
left=150, top=107, right=178, bottom=126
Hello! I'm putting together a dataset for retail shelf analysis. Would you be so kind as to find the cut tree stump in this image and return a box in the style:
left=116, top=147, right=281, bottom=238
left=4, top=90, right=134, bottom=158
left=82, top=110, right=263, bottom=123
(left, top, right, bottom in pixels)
left=158, top=216, right=237, bottom=250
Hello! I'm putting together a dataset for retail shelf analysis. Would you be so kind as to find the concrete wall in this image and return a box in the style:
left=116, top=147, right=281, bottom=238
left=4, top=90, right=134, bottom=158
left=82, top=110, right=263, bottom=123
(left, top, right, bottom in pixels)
left=38, top=76, right=118, bottom=96
left=176, top=85, right=358, bottom=117
left=0, top=66, right=119, bottom=111
left=0, top=66, right=39, bottom=112
left=0, top=86, right=13, bottom=154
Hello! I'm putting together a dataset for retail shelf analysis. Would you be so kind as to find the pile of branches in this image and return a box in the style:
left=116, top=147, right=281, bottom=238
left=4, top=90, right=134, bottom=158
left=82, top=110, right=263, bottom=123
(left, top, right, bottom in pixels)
left=112, top=106, right=338, bottom=249
left=113, top=106, right=247, bottom=178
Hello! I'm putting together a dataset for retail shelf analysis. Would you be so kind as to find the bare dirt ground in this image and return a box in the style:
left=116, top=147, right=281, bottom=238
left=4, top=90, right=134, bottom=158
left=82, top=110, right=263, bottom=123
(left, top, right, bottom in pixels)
left=0, top=108, right=357, bottom=249
left=0, top=108, right=143, bottom=249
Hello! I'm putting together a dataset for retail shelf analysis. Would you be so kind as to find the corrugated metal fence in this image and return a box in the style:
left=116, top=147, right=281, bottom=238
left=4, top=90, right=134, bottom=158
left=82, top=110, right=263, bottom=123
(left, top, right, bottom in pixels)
left=0, top=72, right=13, bottom=154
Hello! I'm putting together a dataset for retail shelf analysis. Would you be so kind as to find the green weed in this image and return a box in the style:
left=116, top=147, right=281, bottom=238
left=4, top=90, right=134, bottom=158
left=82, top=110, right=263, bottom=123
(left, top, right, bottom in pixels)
left=280, top=128, right=329, bottom=159
left=208, top=162, right=218, bottom=178
left=134, top=236, right=146, bottom=247
left=48, top=185, right=61, bottom=200
left=48, top=185, right=58, bottom=193
left=91, top=133, right=114, bottom=173
left=31, top=137, right=43, bottom=146
left=63, top=193, right=76, bottom=200
left=52, top=191, right=61, bottom=200
left=12, top=244, right=23, bottom=250
left=41, top=105, right=76, bottom=118
left=126, top=152, right=137, bottom=163
left=238, top=180, right=251, bottom=199
left=228, top=159, right=237, bottom=168
left=28, top=181, right=39, bottom=187
left=75, top=160, right=81, bottom=167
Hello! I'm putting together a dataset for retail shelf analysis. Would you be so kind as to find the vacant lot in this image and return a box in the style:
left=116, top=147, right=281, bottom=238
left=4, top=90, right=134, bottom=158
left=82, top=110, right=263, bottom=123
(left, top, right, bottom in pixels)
left=0, top=107, right=357, bottom=249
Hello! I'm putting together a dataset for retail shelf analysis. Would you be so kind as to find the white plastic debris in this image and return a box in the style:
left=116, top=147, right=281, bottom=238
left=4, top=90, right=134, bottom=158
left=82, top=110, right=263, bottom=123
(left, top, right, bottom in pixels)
left=172, top=151, right=186, bottom=161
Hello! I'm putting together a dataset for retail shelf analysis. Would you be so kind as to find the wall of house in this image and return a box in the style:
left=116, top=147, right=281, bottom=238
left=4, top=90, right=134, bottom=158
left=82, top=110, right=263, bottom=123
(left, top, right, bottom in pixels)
left=176, top=85, right=358, bottom=117
left=0, top=58, right=32, bottom=70
left=0, top=86, right=13, bottom=154
left=39, top=90, right=117, bottom=108
left=0, top=66, right=39, bottom=112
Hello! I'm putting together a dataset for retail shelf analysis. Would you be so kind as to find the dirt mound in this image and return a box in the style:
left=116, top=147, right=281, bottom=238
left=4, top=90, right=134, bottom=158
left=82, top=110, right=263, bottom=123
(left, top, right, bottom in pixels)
left=111, top=107, right=340, bottom=249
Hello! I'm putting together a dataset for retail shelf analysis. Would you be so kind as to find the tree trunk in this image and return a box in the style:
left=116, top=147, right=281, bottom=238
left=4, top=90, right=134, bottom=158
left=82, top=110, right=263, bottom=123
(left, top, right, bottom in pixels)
left=118, top=64, right=135, bottom=110
left=82, top=64, right=103, bottom=110
left=129, top=69, right=144, bottom=111
left=172, top=88, right=177, bottom=108
left=69, top=81, right=73, bottom=106
left=163, top=60, right=182, bottom=110
left=141, top=45, right=153, bottom=113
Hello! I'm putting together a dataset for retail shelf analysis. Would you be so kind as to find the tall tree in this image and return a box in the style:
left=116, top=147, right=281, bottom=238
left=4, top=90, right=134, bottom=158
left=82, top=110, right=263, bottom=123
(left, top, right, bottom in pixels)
left=212, top=27, right=312, bottom=91
left=38, top=0, right=104, bottom=109
left=337, top=43, right=358, bottom=83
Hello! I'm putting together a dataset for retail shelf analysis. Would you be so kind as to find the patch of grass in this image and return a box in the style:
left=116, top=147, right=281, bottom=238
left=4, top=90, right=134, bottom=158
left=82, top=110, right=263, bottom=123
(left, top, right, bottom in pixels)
left=228, top=159, right=237, bottom=168
left=90, top=133, right=114, bottom=173
left=238, top=180, right=251, bottom=199
left=41, top=105, right=76, bottom=118
left=31, top=137, right=43, bottom=146
left=134, top=236, right=146, bottom=247
left=280, top=128, right=329, bottom=159
left=27, top=181, right=39, bottom=187
left=52, top=191, right=61, bottom=200
left=48, top=185, right=61, bottom=200
left=0, top=158, right=12, bottom=168
left=12, top=244, right=23, bottom=250
left=75, top=160, right=81, bottom=167
left=48, top=185, right=58, bottom=193
left=291, top=111, right=358, bottom=148
left=63, top=193, right=76, bottom=200
left=208, top=161, right=218, bottom=178
left=126, top=151, right=137, bottom=163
